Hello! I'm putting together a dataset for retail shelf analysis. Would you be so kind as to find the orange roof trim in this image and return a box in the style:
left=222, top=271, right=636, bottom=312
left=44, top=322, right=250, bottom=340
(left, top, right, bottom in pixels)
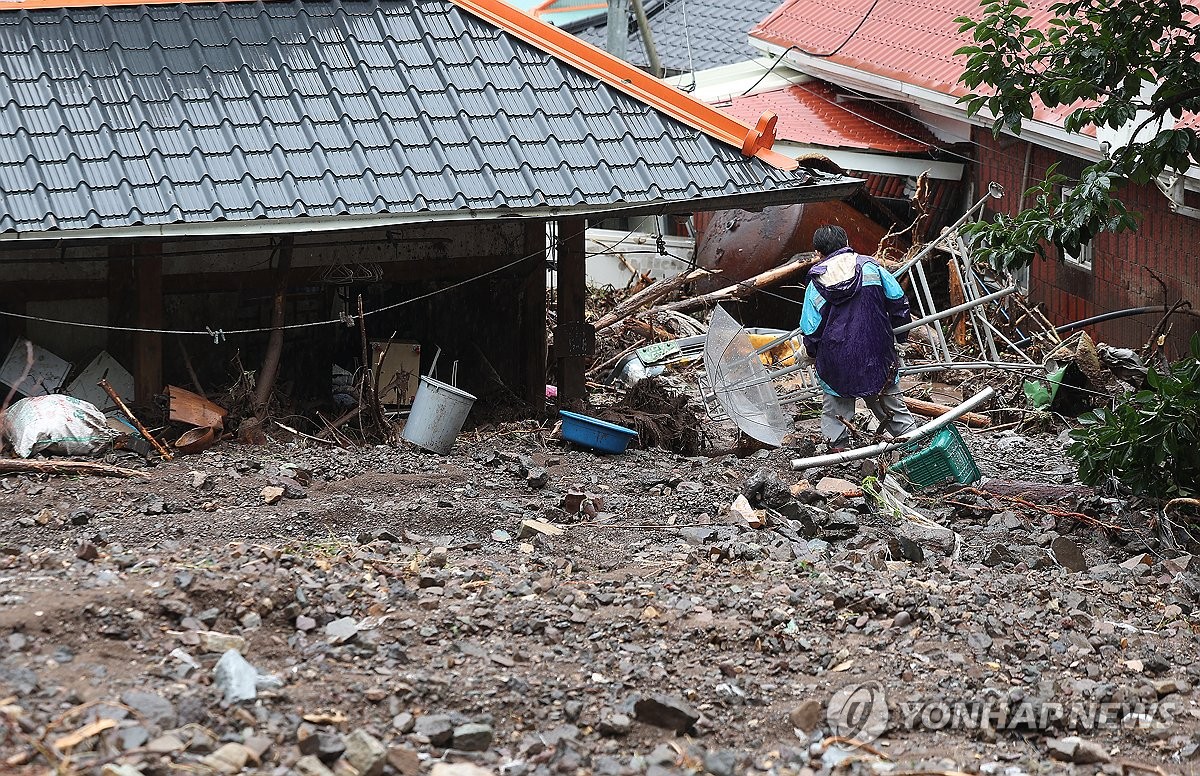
left=448, top=0, right=797, bottom=171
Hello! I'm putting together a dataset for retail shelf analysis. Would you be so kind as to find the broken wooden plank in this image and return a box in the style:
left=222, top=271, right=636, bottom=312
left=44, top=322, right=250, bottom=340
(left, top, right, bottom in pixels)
left=652, top=257, right=816, bottom=315
left=0, top=459, right=150, bottom=478
left=100, top=378, right=173, bottom=461
left=901, top=396, right=992, bottom=428
left=167, top=385, right=228, bottom=429
left=592, top=267, right=708, bottom=332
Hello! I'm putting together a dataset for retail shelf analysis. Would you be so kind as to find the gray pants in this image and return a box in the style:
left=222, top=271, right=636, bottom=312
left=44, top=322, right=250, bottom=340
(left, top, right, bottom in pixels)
left=821, top=384, right=919, bottom=447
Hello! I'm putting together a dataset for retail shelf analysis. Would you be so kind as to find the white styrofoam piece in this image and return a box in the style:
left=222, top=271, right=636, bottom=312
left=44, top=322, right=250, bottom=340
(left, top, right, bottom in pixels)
left=0, top=338, right=72, bottom=397
left=67, top=350, right=135, bottom=410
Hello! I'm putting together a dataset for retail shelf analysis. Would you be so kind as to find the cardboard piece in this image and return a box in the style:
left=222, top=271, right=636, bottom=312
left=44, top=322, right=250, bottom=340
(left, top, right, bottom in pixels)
left=0, top=338, right=71, bottom=397
left=67, top=351, right=135, bottom=410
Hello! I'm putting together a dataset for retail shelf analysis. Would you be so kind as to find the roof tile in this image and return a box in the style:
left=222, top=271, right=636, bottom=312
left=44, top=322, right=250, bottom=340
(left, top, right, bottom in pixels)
left=0, top=0, right=846, bottom=235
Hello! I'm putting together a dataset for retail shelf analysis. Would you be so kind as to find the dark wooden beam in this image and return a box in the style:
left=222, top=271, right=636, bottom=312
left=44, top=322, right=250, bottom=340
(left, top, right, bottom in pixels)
left=520, top=222, right=547, bottom=416
left=555, top=217, right=588, bottom=406
left=133, top=245, right=163, bottom=403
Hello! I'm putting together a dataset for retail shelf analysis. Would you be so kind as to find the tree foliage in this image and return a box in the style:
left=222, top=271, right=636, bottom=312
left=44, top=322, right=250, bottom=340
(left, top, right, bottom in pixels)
left=1066, top=335, right=1200, bottom=498
left=955, top=0, right=1200, bottom=268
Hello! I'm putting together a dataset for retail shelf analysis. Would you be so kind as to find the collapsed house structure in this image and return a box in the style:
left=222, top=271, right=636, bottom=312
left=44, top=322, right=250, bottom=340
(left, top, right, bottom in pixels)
left=749, top=0, right=1200, bottom=349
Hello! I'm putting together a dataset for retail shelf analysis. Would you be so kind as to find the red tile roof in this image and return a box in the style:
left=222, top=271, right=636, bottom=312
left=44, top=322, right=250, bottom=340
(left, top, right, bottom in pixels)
left=719, top=82, right=939, bottom=153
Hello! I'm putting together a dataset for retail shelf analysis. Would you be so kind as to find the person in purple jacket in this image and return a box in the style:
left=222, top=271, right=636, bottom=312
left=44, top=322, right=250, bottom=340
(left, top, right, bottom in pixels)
left=800, top=225, right=918, bottom=452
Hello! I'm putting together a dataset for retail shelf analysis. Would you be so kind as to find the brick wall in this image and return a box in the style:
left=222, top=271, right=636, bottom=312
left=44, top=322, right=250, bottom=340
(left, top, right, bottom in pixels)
left=973, top=129, right=1200, bottom=354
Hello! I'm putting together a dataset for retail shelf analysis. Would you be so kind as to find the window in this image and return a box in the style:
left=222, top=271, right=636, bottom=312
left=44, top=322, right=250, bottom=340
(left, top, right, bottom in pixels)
left=1060, top=187, right=1094, bottom=271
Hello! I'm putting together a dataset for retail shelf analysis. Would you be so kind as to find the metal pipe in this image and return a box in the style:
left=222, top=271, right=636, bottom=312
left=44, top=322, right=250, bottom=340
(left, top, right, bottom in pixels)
left=1011, top=306, right=1167, bottom=347
left=894, top=182, right=1004, bottom=277
left=912, top=261, right=953, bottom=361
left=895, top=285, right=1018, bottom=334
left=791, top=387, right=996, bottom=469
left=900, top=361, right=1043, bottom=375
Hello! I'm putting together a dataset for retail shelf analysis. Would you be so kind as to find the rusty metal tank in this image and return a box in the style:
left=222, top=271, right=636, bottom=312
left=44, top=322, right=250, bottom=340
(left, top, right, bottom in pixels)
left=692, top=200, right=891, bottom=294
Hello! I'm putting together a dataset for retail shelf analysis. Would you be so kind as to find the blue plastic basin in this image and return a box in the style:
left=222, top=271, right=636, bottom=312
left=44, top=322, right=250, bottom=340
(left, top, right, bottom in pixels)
left=559, top=410, right=637, bottom=454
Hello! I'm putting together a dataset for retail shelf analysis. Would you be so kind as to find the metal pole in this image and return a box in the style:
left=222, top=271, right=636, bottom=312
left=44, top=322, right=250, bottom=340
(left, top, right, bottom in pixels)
left=791, top=387, right=996, bottom=470
left=629, top=0, right=662, bottom=76
left=895, top=286, right=1018, bottom=334
left=606, top=0, right=629, bottom=59
left=894, top=182, right=1005, bottom=278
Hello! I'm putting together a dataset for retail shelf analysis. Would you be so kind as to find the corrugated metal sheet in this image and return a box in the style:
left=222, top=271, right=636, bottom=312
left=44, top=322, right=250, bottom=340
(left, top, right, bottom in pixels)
left=576, top=0, right=780, bottom=73
left=718, top=82, right=937, bottom=152
left=0, top=0, right=841, bottom=235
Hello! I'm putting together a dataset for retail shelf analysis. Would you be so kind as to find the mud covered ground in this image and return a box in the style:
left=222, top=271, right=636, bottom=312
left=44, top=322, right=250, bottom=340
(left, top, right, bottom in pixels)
left=1, top=408, right=1198, bottom=776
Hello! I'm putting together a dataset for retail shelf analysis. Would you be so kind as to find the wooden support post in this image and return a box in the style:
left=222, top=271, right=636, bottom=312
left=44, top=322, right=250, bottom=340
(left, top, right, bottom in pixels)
left=133, top=244, right=163, bottom=403
left=556, top=217, right=588, bottom=406
left=253, top=236, right=295, bottom=417
left=106, top=246, right=135, bottom=369
left=521, top=221, right=547, bottom=416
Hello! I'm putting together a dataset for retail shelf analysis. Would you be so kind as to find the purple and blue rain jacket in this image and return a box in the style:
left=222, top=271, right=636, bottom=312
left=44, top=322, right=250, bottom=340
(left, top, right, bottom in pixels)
left=800, top=249, right=911, bottom=397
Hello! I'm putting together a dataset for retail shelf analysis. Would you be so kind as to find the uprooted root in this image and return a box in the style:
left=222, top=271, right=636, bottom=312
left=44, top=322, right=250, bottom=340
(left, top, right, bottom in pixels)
left=597, top=377, right=705, bottom=456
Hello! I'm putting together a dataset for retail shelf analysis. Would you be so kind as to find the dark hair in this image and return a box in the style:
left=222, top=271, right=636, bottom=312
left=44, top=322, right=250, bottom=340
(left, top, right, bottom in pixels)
left=812, top=224, right=850, bottom=256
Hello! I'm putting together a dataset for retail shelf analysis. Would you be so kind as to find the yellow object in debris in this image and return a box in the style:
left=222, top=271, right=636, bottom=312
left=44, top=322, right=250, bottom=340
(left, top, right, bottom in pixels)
left=747, top=333, right=805, bottom=367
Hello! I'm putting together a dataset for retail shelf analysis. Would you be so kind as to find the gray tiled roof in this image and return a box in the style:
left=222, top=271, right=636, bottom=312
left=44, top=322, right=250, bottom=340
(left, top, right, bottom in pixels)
left=0, top=0, right=848, bottom=236
left=576, top=0, right=781, bottom=73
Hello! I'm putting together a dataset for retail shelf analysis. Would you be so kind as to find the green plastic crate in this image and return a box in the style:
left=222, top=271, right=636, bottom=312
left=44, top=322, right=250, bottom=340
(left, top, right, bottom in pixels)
left=888, top=424, right=981, bottom=488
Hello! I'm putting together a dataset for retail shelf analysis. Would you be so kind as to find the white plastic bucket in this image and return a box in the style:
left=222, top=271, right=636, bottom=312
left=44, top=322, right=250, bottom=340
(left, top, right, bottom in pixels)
left=401, top=375, right=477, bottom=454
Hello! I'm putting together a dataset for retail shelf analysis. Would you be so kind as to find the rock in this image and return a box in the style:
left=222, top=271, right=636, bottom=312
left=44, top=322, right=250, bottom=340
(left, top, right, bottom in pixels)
left=815, top=477, right=859, bottom=496
left=983, top=545, right=1018, bottom=567
left=451, top=722, right=493, bottom=752
left=316, top=733, right=346, bottom=763
left=1051, top=536, right=1088, bottom=573
left=1046, top=736, right=1110, bottom=764
left=325, top=616, right=359, bottom=644
left=788, top=700, right=822, bottom=731
left=413, top=713, right=455, bottom=746
left=387, top=745, right=422, bottom=776
left=294, top=755, right=337, bottom=776
left=76, top=541, right=100, bottom=561
left=526, top=467, right=549, bottom=489
left=427, top=546, right=449, bottom=568
left=202, top=742, right=252, bottom=774
left=742, top=469, right=791, bottom=509
left=703, top=749, right=739, bottom=776
left=69, top=508, right=93, bottom=525
left=888, top=536, right=924, bottom=563
left=1120, top=553, right=1153, bottom=570
left=269, top=475, right=308, bottom=499
left=198, top=631, right=246, bottom=654
left=598, top=712, right=632, bottom=736
left=429, top=764, right=495, bottom=776
left=392, top=711, right=415, bottom=733
left=190, top=471, right=214, bottom=491
left=297, top=723, right=320, bottom=755
left=633, top=693, right=701, bottom=733
left=296, top=615, right=316, bottom=631
left=519, top=518, right=563, bottom=538
left=727, top=494, right=766, bottom=529
left=343, top=730, right=387, bottom=776
left=118, top=691, right=176, bottom=731
left=213, top=649, right=258, bottom=704
left=261, top=486, right=285, bottom=505
left=101, top=766, right=144, bottom=776
left=147, top=734, right=186, bottom=753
